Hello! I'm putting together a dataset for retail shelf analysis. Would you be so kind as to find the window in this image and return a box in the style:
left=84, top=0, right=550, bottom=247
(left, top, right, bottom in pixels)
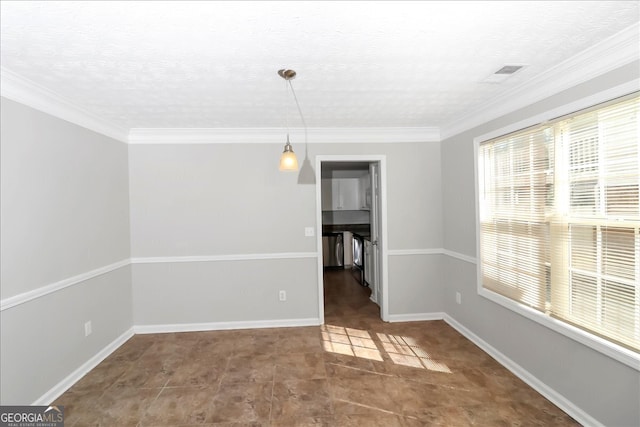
left=478, top=94, right=639, bottom=353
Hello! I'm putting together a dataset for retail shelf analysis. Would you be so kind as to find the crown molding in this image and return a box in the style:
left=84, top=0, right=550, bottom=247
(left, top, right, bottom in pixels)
left=127, top=126, right=440, bottom=144
left=0, top=66, right=129, bottom=143
left=440, top=22, right=640, bottom=140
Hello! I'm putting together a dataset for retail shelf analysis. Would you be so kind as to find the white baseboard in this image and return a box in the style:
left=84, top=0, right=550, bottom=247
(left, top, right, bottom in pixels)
left=442, top=314, right=603, bottom=427
left=33, top=327, right=135, bottom=405
left=387, top=312, right=445, bottom=322
left=133, top=317, right=322, bottom=334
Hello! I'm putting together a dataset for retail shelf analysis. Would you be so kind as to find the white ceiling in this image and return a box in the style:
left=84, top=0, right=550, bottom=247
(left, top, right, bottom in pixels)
left=1, top=1, right=639, bottom=140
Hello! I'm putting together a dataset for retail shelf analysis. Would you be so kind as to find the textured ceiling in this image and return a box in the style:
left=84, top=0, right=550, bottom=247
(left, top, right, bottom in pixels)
left=1, top=1, right=639, bottom=131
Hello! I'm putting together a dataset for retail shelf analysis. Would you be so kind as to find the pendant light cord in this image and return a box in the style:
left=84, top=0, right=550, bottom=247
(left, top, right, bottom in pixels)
left=287, top=80, right=307, bottom=131
left=288, top=80, right=308, bottom=155
left=284, top=79, right=290, bottom=140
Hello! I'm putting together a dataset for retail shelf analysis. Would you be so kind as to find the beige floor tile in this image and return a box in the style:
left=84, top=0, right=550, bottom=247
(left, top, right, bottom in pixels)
left=166, top=356, right=227, bottom=387
left=208, top=381, right=272, bottom=424
left=270, top=379, right=333, bottom=421
left=141, top=385, right=215, bottom=425
left=274, top=353, right=327, bottom=381
left=222, top=354, right=275, bottom=384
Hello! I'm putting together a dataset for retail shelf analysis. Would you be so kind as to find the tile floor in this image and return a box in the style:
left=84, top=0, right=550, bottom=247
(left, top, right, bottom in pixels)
left=54, top=269, right=580, bottom=426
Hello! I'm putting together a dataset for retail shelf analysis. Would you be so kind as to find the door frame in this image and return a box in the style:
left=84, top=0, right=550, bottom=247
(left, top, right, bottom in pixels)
left=315, top=154, right=389, bottom=323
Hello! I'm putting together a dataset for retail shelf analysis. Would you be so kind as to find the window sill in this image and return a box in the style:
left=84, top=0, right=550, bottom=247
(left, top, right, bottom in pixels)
left=478, top=286, right=640, bottom=371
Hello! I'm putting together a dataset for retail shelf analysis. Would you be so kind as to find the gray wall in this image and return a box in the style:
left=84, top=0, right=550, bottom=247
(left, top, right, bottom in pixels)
left=128, top=141, right=443, bottom=326
left=0, top=98, right=132, bottom=404
left=441, top=62, right=640, bottom=426
left=388, top=254, right=443, bottom=315
left=132, top=259, right=318, bottom=326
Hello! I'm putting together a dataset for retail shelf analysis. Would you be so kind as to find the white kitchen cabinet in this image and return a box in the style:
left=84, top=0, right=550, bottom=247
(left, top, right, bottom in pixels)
left=338, top=178, right=360, bottom=210
left=358, top=174, right=371, bottom=210
left=321, top=178, right=360, bottom=211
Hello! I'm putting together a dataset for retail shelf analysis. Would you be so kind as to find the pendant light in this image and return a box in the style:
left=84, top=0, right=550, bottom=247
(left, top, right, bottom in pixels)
left=278, top=69, right=299, bottom=171
left=280, top=134, right=298, bottom=171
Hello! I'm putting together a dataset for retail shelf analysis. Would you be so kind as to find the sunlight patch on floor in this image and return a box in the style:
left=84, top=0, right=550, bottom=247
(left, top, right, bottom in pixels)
left=321, top=325, right=383, bottom=361
left=321, top=325, right=451, bottom=373
left=377, top=332, right=452, bottom=373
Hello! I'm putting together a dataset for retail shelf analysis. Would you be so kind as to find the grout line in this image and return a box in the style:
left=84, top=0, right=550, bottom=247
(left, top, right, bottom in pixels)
left=322, top=359, right=337, bottom=420
left=332, top=398, right=405, bottom=417
left=325, top=362, right=394, bottom=378
left=158, top=378, right=170, bottom=397
left=268, top=364, right=276, bottom=424
left=214, top=355, right=230, bottom=395
left=206, top=358, right=226, bottom=426
left=315, top=339, right=337, bottom=412
left=136, top=379, right=167, bottom=427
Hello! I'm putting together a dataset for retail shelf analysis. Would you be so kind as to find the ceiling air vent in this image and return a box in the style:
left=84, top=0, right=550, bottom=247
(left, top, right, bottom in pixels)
left=495, top=65, right=524, bottom=75
left=482, top=64, right=526, bottom=83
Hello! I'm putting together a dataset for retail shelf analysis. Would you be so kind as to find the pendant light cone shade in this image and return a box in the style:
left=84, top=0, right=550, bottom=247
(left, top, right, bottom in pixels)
left=297, top=155, right=316, bottom=184
left=279, top=135, right=299, bottom=171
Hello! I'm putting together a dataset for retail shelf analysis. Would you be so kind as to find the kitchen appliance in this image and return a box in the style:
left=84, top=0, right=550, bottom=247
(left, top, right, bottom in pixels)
left=322, top=232, right=344, bottom=268
left=352, top=233, right=364, bottom=284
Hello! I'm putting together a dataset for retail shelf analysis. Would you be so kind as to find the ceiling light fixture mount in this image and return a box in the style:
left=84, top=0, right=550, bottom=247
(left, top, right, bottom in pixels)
left=278, top=69, right=297, bottom=80
left=278, top=68, right=300, bottom=172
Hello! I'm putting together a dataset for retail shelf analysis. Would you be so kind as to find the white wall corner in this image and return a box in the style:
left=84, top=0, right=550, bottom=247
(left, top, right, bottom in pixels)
left=0, top=66, right=129, bottom=143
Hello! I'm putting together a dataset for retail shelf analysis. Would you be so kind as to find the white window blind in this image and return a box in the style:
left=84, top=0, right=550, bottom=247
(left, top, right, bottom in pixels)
left=478, top=94, right=640, bottom=352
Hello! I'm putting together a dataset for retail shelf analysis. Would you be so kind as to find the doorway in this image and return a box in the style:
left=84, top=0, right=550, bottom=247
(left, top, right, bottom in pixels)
left=315, top=155, right=388, bottom=323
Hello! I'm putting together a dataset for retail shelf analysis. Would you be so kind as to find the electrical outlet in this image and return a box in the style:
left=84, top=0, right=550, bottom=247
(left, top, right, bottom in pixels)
left=279, top=290, right=287, bottom=301
left=84, top=321, right=92, bottom=336
left=456, top=292, right=462, bottom=305
left=304, top=227, right=315, bottom=237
